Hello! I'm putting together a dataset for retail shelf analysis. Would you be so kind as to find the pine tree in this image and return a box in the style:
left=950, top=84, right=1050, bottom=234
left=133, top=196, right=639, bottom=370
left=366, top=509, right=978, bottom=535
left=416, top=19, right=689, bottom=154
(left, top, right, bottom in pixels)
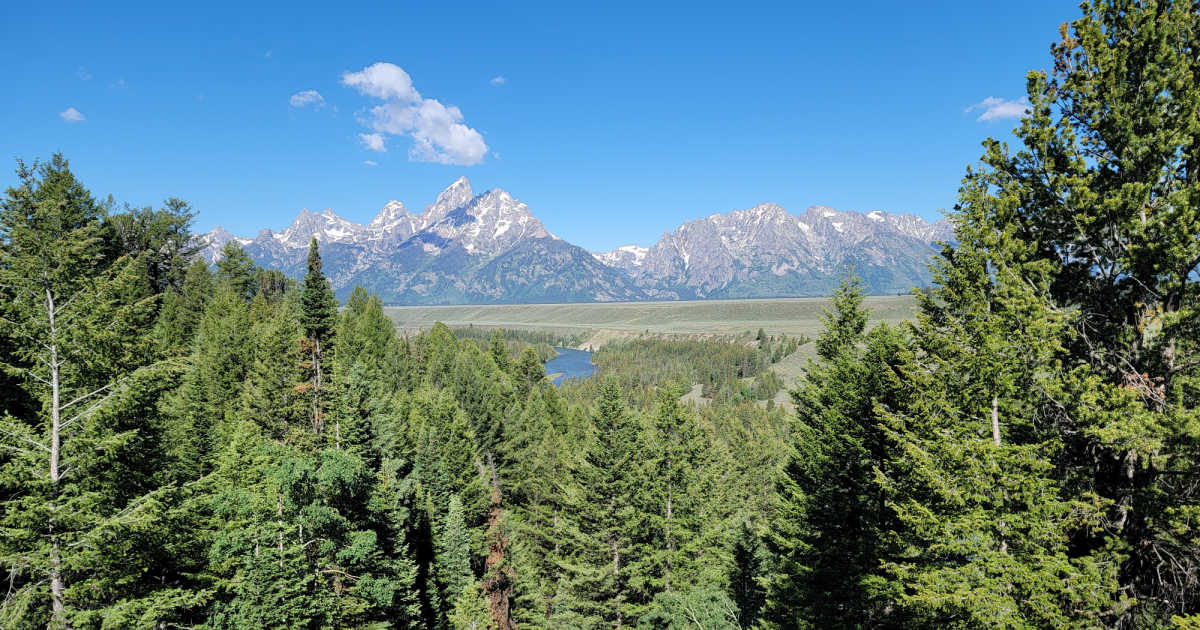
left=506, top=384, right=577, bottom=627
left=513, top=346, right=546, bottom=398
left=874, top=207, right=1125, bottom=626
left=488, top=329, right=510, bottom=373
left=101, top=197, right=200, bottom=293
left=628, top=386, right=713, bottom=615
left=301, top=237, right=338, bottom=437
left=865, top=2, right=1200, bottom=625
left=163, top=283, right=253, bottom=480
left=813, top=274, right=867, bottom=361
left=238, top=290, right=307, bottom=441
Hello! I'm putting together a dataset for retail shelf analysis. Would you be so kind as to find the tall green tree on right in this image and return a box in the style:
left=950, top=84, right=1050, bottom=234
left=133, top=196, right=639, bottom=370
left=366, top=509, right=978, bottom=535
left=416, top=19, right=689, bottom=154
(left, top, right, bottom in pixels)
left=878, top=1, right=1200, bottom=626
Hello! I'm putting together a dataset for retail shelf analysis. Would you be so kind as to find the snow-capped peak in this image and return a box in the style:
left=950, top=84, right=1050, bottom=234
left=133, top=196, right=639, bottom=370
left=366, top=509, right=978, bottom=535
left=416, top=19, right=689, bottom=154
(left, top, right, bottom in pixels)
left=369, top=200, right=411, bottom=228
left=276, top=208, right=362, bottom=247
left=420, top=187, right=556, bottom=255
left=594, top=244, right=650, bottom=268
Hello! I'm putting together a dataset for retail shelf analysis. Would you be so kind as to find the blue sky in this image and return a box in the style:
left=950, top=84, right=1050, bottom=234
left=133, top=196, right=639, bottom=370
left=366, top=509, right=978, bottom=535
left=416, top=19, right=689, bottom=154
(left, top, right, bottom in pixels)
left=2, top=1, right=1078, bottom=251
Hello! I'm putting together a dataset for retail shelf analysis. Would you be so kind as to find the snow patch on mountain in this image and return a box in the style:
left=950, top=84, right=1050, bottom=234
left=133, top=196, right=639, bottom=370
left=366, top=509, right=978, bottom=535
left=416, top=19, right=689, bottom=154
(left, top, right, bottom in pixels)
left=200, top=181, right=951, bottom=303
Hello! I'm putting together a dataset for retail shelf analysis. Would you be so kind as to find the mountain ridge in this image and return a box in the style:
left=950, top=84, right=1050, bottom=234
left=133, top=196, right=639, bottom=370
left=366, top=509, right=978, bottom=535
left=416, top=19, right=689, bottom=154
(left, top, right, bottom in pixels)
left=202, top=179, right=952, bottom=304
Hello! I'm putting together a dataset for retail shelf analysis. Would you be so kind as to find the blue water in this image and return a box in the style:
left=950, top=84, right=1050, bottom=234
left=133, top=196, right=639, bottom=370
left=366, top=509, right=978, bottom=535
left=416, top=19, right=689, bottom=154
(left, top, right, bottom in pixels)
left=544, top=347, right=596, bottom=386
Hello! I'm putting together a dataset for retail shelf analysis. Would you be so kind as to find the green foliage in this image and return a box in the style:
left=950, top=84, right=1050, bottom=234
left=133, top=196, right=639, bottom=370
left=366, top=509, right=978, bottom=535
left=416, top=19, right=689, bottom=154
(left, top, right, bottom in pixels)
left=301, top=237, right=339, bottom=437
left=102, top=197, right=200, bottom=292
left=591, top=336, right=786, bottom=395
left=636, top=585, right=741, bottom=630
left=301, top=237, right=338, bottom=347
left=813, top=274, right=867, bottom=361
left=0, top=155, right=195, bottom=628
left=215, top=241, right=257, bottom=300
left=763, top=276, right=912, bottom=629
left=438, top=495, right=474, bottom=610
left=23, top=59, right=1200, bottom=628
left=558, top=378, right=642, bottom=627
left=153, top=258, right=213, bottom=355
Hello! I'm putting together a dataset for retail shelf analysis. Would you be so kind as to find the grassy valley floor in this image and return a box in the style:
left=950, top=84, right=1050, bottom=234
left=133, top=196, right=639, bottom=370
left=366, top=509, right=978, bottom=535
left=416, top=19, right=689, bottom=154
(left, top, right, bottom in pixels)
left=384, top=295, right=918, bottom=351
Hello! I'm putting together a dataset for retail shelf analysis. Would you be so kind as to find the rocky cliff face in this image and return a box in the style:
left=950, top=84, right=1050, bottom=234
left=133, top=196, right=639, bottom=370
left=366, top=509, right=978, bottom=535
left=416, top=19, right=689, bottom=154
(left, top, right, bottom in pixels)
left=598, top=203, right=952, bottom=298
left=202, top=178, right=645, bottom=303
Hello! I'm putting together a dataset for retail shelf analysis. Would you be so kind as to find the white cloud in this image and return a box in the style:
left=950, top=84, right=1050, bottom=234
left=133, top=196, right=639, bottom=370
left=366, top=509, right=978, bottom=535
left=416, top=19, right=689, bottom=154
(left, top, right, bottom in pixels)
left=342, top=62, right=488, bottom=166
left=109, top=78, right=127, bottom=89
left=289, top=89, right=326, bottom=109
left=359, top=132, right=386, bottom=152
left=343, top=63, right=421, bottom=102
left=60, top=107, right=85, bottom=123
left=363, top=160, right=378, bottom=166
left=490, top=76, right=506, bottom=86
left=966, top=96, right=1030, bottom=122
left=76, top=67, right=92, bottom=81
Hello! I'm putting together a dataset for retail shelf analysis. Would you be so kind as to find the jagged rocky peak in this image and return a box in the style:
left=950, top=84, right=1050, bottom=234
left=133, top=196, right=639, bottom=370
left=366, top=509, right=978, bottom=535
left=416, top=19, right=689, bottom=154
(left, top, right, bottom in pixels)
left=369, top=200, right=410, bottom=227
left=277, top=207, right=360, bottom=246
left=206, top=225, right=236, bottom=244
left=466, top=189, right=532, bottom=221
left=423, top=187, right=557, bottom=255
left=725, top=202, right=789, bottom=221
left=198, top=226, right=238, bottom=262
left=422, top=176, right=474, bottom=223
left=198, top=180, right=950, bottom=303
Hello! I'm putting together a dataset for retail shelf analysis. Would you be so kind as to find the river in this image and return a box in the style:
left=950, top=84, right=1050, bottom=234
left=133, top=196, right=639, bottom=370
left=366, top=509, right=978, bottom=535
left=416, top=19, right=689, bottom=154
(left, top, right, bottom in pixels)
left=543, top=347, right=595, bottom=386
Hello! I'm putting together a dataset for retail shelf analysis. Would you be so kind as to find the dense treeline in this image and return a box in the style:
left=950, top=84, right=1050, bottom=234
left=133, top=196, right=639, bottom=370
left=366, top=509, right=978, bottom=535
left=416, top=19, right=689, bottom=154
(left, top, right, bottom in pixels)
left=590, top=335, right=798, bottom=394
left=763, top=2, right=1200, bottom=627
left=0, top=156, right=790, bottom=629
left=448, top=327, right=584, bottom=364
left=5, top=2, right=1200, bottom=628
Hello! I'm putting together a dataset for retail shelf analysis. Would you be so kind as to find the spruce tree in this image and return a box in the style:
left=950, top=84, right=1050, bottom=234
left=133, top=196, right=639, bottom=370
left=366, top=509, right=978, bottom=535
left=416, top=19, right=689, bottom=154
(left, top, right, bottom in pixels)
left=152, top=258, right=213, bottom=356
left=762, top=276, right=911, bottom=629
left=214, top=241, right=257, bottom=300
left=560, top=378, right=642, bottom=627
left=438, top=494, right=475, bottom=611
left=513, top=346, right=546, bottom=398
left=628, top=386, right=712, bottom=614
left=506, top=384, right=577, bottom=627
left=163, top=283, right=253, bottom=480
left=0, top=156, right=182, bottom=627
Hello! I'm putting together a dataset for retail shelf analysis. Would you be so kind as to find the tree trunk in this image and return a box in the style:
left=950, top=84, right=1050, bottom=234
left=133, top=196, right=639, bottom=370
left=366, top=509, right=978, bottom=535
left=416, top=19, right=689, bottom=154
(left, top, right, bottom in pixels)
left=665, top=486, right=673, bottom=593
left=477, top=454, right=516, bottom=630
left=613, top=538, right=623, bottom=629
left=277, top=494, right=284, bottom=569
left=46, top=288, right=67, bottom=629
left=311, top=339, right=324, bottom=435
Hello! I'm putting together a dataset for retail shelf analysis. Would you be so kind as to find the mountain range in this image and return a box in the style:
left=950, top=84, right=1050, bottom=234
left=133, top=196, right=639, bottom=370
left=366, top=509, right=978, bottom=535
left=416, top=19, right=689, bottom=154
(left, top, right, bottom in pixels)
left=202, top=178, right=953, bottom=304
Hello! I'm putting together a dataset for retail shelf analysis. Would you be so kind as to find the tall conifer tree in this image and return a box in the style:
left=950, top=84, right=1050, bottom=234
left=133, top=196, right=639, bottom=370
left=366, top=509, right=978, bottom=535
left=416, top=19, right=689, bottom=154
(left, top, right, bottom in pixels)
left=301, top=237, right=338, bottom=437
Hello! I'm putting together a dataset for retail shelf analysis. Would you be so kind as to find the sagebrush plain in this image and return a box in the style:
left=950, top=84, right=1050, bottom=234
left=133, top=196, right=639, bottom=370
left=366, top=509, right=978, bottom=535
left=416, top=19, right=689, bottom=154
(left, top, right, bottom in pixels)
left=384, top=295, right=918, bottom=345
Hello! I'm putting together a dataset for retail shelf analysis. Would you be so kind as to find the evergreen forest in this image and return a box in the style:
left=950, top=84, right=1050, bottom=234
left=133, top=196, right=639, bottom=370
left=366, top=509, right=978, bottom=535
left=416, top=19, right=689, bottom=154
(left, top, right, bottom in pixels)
left=4, top=1, right=1200, bottom=628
